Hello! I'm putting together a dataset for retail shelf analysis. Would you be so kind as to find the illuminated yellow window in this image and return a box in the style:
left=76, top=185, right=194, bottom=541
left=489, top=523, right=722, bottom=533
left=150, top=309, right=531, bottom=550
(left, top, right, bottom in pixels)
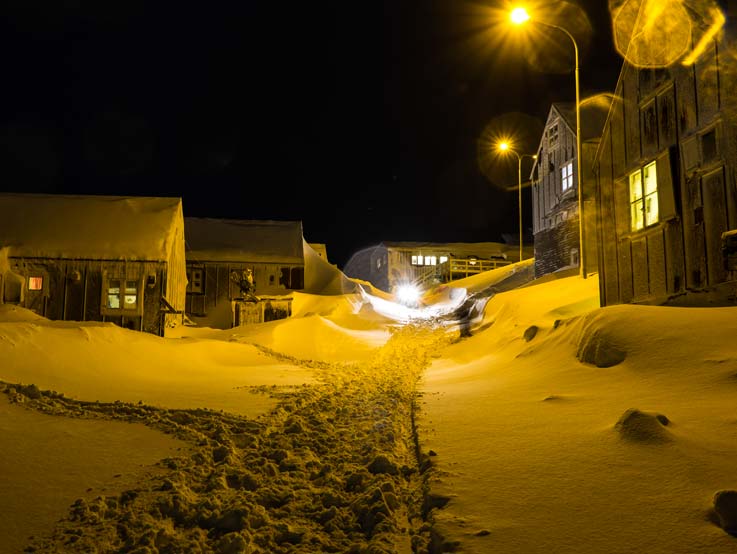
left=426, top=256, right=437, bottom=266
left=629, top=161, right=658, bottom=231
left=643, top=161, right=658, bottom=226
left=412, top=255, right=424, bottom=266
left=439, top=256, right=448, bottom=264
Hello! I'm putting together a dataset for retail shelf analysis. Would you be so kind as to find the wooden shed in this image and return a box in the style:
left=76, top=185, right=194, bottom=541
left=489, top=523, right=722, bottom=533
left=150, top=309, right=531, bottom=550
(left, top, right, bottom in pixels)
left=183, top=218, right=305, bottom=328
left=530, top=101, right=609, bottom=278
left=0, top=193, right=187, bottom=334
left=594, top=14, right=737, bottom=306
left=345, top=241, right=528, bottom=293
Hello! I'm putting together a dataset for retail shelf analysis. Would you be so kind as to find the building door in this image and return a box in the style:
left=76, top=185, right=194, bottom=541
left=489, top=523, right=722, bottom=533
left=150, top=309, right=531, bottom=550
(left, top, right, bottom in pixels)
left=702, top=167, right=729, bottom=286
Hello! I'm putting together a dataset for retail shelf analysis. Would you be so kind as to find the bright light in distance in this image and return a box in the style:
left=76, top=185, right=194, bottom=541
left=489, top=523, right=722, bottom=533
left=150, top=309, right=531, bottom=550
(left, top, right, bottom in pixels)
left=510, top=7, right=530, bottom=25
left=395, top=284, right=421, bottom=306
left=497, top=141, right=510, bottom=152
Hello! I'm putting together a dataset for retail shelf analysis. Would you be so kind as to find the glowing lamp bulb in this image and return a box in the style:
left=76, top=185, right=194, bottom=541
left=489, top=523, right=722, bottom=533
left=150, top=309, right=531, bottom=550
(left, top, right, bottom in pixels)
left=510, top=7, right=530, bottom=25
left=498, top=142, right=510, bottom=152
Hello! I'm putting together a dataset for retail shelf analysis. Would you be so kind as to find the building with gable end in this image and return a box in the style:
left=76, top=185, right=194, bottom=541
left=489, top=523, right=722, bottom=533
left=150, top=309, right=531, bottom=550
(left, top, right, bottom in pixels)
left=0, top=193, right=186, bottom=334
left=530, top=101, right=609, bottom=278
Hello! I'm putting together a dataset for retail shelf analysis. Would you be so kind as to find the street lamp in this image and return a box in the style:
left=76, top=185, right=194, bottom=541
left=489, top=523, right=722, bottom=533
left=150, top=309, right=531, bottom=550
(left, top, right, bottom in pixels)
left=497, top=141, right=536, bottom=263
left=510, top=6, right=586, bottom=278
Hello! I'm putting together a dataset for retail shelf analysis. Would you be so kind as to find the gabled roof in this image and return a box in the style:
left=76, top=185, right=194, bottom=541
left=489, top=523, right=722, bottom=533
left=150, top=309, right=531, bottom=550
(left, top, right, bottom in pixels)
left=380, top=241, right=516, bottom=259
left=184, top=218, right=304, bottom=264
left=551, top=100, right=611, bottom=142
left=0, top=193, right=183, bottom=261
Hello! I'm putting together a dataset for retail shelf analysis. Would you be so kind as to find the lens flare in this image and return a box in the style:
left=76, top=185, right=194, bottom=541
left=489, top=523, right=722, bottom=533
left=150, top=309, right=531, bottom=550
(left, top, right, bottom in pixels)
left=395, top=284, right=421, bottom=307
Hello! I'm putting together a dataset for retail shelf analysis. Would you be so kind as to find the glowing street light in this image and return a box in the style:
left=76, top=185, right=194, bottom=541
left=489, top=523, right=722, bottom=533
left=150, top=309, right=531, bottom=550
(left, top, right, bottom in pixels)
left=510, top=7, right=530, bottom=25
left=496, top=140, right=536, bottom=263
left=509, top=7, right=586, bottom=278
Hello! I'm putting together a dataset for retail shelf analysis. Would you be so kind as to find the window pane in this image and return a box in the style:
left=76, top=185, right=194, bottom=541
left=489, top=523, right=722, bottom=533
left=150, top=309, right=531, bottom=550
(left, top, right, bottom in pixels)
left=123, top=281, right=137, bottom=309
left=629, top=170, right=642, bottom=201
left=645, top=192, right=659, bottom=226
left=440, top=256, right=448, bottom=264
left=631, top=199, right=644, bottom=231
left=416, top=256, right=423, bottom=266
left=411, top=255, right=418, bottom=265
left=28, top=276, right=43, bottom=291
left=643, top=161, right=657, bottom=195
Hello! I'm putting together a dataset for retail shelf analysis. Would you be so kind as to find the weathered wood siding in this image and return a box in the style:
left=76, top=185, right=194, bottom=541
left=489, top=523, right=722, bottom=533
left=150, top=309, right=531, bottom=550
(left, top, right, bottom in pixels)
left=8, top=258, right=168, bottom=334
left=596, top=23, right=737, bottom=306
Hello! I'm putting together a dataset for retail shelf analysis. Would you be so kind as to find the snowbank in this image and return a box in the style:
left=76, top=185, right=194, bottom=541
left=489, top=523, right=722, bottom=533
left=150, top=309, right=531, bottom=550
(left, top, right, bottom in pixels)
left=421, top=275, right=737, bottom=553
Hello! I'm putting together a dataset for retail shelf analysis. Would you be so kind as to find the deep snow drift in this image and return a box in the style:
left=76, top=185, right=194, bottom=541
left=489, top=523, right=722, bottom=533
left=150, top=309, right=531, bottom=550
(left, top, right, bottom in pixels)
left=2, top=264, right=737, bottom=553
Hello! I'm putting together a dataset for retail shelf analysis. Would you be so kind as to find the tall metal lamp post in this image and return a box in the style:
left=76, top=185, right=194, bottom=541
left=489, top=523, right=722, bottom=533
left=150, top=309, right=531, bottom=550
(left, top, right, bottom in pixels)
left=510, top=7, right=586, bottom=278
left=497, top=141, right=536, bottom=262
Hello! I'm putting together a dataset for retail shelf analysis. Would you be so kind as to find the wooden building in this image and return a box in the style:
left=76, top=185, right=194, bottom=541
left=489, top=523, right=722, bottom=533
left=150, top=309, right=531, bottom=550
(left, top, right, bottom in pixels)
left=183, top=218, right=305, bottom=328
left=345, top=241, right=528, bottom=293
left=530, top=101, right=609, bottom=278
left=594, top=13, right=737, bottom=306
left=0, top=193, right=187, bottom=334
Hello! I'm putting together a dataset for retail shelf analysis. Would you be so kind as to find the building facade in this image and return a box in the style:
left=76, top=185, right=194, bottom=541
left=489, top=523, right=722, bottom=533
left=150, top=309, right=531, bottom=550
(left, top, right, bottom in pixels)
left=531, top=102, right=608, bottom=278
left=594, top=13, right=737, bottom=306
left=345, top=241, right=527, bottom=293
left=0, top=194, right=187, bottom=334
left=183, top=218, right=305, bottom=328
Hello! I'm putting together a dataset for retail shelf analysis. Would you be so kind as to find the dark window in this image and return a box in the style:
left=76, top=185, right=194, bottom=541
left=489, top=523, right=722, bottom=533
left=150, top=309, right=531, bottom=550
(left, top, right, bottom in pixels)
left=701, top=129, right=717, bottom=163
left=290, top=267, right=304, bottom=289
left=641, top=101, right=657, bottom=147
left=279, top=267, right=304, bottom=289
left=186, top=268, right=204, bottom=294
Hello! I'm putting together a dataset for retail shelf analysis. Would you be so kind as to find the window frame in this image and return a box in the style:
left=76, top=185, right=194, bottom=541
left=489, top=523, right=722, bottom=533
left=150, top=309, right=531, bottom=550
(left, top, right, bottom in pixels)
left=101, top=273, right=144, bottom=316
left=561, top=162, right=574, bottom=192
left=27, top=276, right=44, bottom=291
left=628, top=160, right=659, bottom=232
left=186, top=266, right=205, bottom=295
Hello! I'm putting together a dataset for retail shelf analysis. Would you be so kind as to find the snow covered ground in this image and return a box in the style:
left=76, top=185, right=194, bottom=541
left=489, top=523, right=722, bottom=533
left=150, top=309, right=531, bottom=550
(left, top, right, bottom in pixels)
left=2, top=262, right=737, bottom=553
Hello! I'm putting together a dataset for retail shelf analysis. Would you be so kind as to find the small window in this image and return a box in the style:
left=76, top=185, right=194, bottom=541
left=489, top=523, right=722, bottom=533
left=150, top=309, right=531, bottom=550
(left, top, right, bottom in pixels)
left=426, top=256, right=437, bottom=266
left=439, top=256, right=448, bottom=264
left=107, top=280, right=121, bottom=309
left=561, top=162, right=573, bottom=191
left=186, top=268, right=204, bottom=294
left=28, top=276, right=43, bottom=291
left=290, top=267, right=304, bottom=290
left=124, top=281, right=138, bottom=309
left=701, top=129, right=717, bottom=163
left=547, top=123, right=558, bottom=146
left=413, top=255, right=424, bottom=266
left=269, top=274, right=275, bottom=284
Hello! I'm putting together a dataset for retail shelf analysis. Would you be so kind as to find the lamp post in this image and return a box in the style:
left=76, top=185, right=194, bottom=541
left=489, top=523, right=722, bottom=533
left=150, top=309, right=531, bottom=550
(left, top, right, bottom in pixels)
left=497, top=141, right=536, bottom=262
left=510, top=7, right=586, bottom=278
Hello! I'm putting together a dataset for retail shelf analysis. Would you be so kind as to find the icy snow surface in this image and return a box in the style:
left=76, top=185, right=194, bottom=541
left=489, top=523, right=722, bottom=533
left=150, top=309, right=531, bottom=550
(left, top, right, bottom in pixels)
left=2, top=261, right=737, bottom=553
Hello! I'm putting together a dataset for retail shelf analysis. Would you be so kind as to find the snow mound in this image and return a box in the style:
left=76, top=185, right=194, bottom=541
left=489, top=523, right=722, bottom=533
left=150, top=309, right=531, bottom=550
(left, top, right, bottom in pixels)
left=0, top=304, right=46, bottom=323
left=615, top=409, right=672, bottom=443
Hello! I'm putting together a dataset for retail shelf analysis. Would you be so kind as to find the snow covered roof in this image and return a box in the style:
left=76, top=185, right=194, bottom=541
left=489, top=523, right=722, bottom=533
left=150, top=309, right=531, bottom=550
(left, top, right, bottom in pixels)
left=0, top=193, right=183, bottom=262
left=380, top=241, right=515, bottom=259
left=184, top=218, right=304, bottom=264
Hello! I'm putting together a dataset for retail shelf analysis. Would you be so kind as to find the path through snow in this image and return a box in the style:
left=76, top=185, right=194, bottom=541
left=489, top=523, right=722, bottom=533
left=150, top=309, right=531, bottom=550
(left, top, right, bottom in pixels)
left=6, top=323, right=453, bottom=553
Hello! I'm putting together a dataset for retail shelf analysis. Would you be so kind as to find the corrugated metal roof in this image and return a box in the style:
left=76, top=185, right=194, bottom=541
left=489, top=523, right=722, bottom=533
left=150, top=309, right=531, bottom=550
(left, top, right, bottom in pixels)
left=0, top=193, right=183, bottom=261
left=184, top=218, right=304, bottom=264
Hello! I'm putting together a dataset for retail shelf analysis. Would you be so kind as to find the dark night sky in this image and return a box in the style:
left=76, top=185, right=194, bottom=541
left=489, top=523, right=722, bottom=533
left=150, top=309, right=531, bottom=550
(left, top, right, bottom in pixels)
left=0, top=1, right=622, bottom=268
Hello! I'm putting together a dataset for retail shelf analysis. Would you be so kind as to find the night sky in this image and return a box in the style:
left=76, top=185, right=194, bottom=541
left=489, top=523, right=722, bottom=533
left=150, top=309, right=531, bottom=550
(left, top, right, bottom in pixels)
left=0, top=1, right=621, bottom=268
